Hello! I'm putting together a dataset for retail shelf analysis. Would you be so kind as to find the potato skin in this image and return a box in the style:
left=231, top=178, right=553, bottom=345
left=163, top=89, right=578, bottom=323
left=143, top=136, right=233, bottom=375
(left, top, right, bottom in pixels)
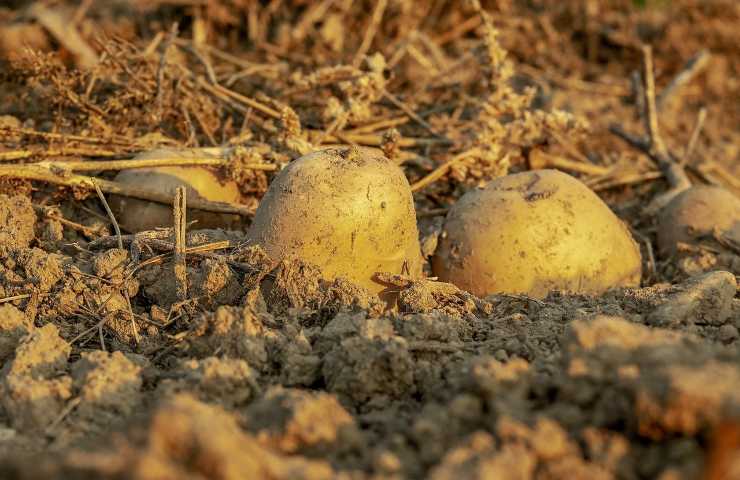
left=246, top=147, right=423, bottom=296
left=432, top=169, right=642, bottom=298
left=657, top=186, right=740, bottom=256
left=110, top=149, right=243, bottom=232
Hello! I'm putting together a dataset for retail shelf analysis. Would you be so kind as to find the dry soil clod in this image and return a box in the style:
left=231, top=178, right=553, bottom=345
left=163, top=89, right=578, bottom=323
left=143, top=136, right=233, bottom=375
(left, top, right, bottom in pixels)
left=647, top=271, right=737, bottom=328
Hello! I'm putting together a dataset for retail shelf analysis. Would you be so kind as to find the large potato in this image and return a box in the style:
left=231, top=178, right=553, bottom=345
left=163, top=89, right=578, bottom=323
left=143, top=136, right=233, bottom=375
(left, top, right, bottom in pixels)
left=657, top=186, right=740, bottom=256
left=110, top=149, right=244, bottom=232
left=246, top=147, right=423, bottom=298
left=432, top=169, right=642, bottom=298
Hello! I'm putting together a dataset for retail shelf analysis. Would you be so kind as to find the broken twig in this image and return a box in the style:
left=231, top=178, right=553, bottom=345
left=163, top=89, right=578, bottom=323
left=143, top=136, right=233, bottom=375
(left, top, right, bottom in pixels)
left=173, top=187, right=188, bottom=303
left=609, top=45, right=691, bottom=214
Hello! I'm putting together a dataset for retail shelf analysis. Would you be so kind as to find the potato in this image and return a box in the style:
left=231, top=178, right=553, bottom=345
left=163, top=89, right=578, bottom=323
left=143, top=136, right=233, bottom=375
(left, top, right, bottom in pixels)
left=657, top=186, right=740, bottom=256
left=0, top=23, right=50, bottom=62
left=432, top=169, right=642, bottom=298
left=110, top=149, right=243, bottom=232
left=246, top=147, right=423, bottom=298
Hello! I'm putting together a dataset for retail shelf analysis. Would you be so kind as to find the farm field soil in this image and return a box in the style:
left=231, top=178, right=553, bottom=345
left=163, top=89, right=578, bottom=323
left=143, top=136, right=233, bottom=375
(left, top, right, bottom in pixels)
left=0, top=1, right=738, bottom=479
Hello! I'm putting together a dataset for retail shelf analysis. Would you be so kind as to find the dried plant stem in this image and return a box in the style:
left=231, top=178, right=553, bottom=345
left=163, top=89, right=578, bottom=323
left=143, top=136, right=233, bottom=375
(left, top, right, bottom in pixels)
left=184, top=43, right=219, bottom=85
left=123, top=241, right=232, bottom=280
left=174, top=38, right=284, bottom=75
left=173, top=187, right=188, bottom=302
left=53, top=156, right=275, bottom=172
left=550, top=132, right=592, bottom=164
left=698, top=161, right=740, bottom=191
left=641, top=47, right=666, bottom=158
left=0, top=164, right=252, bottom=216
left=411, top=148, right=482, bottom=192
left=142, top=31, right=165, bottom=57
left=322, top=132, right=449, bottom=148
left=94, top=183, right=140, bottom=344
left=0, top=293, right=32, bottom=305
left=207, top=82, right=281, bottom=119
left=0, top=127, right=133, bottom=146
left=610, top=45, right=691, bottom=214
left=383, top=90, right=446, bottom=139
left=316, top=112, right=349, bottom=146
left=45, top=397, right=82, bottom=435
left=529, top=149, right=610, bottom=176
left=347, top=116, right=409, bottom=134
left=658, top=49, right=710, bottom=110
left=53, top=156, right=227, bottom=171
left=588, top=170, right=663, bottom=192
left=681, top=107, right=707, bottom=166
left=69, top=316, right=108, bottom=346
left=91, top=233, right=231, bottom=253
left=94, top=184, right=123, bottom=250
left=0, top=152, right=271, bottom=172
left=518, top=63, right=629, bottom=97
left=435, top=15, right=482, bottom=45
left=0, top=148, right=121, bottom=162
left=353, top=0, right=388, bottom=67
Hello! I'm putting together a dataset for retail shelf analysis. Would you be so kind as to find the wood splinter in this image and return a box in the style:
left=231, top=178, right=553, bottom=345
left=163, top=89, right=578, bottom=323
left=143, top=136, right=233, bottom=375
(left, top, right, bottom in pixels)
left=173, top=186, right=188, bottom=303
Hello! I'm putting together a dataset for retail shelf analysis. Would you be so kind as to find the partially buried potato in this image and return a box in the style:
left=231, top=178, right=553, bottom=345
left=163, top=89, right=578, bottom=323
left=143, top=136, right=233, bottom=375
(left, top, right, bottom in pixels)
left=657, top=186, right=740, bottom=257
left=110, top=148, right=243, bottom=232
left=246, top=147, right=423, bottom=298
left=432, top=169, right=642, bottom=298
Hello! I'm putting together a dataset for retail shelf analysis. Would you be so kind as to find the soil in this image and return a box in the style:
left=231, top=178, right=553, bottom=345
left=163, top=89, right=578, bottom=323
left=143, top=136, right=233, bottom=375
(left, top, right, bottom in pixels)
left=0, top=1, right=738, bottom=479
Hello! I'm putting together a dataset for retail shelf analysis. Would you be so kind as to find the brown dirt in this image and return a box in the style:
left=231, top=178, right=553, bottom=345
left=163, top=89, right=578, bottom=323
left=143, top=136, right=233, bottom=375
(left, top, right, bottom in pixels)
left=0, top=1, right=739, bottom=479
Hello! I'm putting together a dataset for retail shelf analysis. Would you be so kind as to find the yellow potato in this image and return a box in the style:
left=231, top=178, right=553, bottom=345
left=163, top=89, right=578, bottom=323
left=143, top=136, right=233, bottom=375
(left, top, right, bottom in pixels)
left=246, top=147, right=423, bottom=299
left=432, top=169, right=642, bottom=298
left=110, top=149, right=244, bottom=232
left=657, top=186, right=740, bottom=256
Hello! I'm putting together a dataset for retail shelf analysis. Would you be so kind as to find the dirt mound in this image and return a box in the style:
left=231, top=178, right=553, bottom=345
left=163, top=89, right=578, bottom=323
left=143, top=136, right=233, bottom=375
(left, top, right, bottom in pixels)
left=0, top=256, right=739, bottom=478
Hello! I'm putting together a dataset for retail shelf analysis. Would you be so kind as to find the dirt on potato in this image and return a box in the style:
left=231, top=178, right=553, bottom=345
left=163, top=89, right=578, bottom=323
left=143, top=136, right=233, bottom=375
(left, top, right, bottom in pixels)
left=0, top=1, right=739, bottom=479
